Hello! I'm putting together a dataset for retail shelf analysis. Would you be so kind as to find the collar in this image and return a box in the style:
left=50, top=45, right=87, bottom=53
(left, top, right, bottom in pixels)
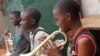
left=69, top=26, right=86, bottom=41
left=30, top=27, right=44, bottom=35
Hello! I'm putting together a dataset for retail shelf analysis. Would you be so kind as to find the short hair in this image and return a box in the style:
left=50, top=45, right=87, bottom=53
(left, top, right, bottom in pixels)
left=24, top=8, right=41, bottom=26
left=54, top=0, right=80, bottom=18
left=10, top=11, right=21, bottom=17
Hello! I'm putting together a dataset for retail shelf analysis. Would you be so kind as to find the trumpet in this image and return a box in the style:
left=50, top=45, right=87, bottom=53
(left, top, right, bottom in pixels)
left=20, top=29, right=67, bottom=56
left=4, top=31, right=15, bottom=56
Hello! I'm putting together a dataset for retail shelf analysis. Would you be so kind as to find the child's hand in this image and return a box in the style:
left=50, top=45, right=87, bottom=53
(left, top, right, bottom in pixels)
left=43, top=40, right=61, bottom=56
left=38, top=36, right=46, bottom=41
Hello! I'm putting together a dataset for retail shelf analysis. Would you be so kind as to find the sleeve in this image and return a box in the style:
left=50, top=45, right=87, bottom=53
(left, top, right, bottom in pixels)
left=42, top=31, right=49, bottom=38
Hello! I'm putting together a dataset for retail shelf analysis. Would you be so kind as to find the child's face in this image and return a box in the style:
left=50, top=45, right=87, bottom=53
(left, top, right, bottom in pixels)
left=9, top=14, right=20, bottom=26
left=20, top=12, right=33, bottom=30
left=53, top=8, right=71, bottom=31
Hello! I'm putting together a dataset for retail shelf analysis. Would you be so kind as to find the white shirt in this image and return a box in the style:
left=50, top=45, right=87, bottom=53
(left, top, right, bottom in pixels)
left=30, top=27, right=49, bottom=56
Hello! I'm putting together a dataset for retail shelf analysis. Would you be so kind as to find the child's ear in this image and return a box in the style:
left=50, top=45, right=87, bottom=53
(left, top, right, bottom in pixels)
left=65, top=12, right=71, bottom=21
left=31, top=19, right=35, bottom=24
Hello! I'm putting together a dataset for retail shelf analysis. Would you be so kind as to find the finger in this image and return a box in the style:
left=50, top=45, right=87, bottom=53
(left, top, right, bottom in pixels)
left=43, top=49, right=48, bottom=55
left=49, top=40, right=57, bottom=48
left=38, top=36, right=46, bottom=41
left=43, top=48, right=51, bottom=55
left=43, top=44, right=51, bottom=50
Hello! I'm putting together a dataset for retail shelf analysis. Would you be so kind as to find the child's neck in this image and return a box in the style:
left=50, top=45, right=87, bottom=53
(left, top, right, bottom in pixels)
left=67, top=21, right=82, bottom=38
left=29, top=26, right=38, bottom=34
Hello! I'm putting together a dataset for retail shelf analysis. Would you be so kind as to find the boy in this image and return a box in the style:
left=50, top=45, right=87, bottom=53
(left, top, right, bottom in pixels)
left=44, top=0, right=98, bottom=56
left=0, top=11, right=21, bottom=46
left=20, top=8, right=49, bottom=56
left=0, top=11, right=24, bottom=56
left=9, top=11, right=22, bottom=46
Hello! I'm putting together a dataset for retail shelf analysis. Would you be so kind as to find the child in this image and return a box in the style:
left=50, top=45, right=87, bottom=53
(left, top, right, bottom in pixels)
left=9, top=11, right=22, bottom=47
left=0, top=11, right=21, bottom=46
left=44, top=0, right=98, bottom=56
left=0, top=11, right=24, bottom=56
left=19, top=8, right=49, bottom=56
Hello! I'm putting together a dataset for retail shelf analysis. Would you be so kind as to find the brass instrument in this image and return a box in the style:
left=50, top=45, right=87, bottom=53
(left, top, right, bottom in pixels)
left=4, top=31, right=15, bottom=56
left=20, top=29, right=67, bottom=56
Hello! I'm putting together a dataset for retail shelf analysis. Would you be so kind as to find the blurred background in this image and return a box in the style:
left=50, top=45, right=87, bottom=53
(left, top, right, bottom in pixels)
left=0, top=0, right=100, bottom=37
left=0, top=0, right=58, bottom=36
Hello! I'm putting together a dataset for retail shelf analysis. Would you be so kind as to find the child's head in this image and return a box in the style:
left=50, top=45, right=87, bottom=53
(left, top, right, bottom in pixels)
left=9, top=11, right=21, bottom=26
left=53, top=0, right=80, bottom=31
left=20, top=8, right=41, bottom=30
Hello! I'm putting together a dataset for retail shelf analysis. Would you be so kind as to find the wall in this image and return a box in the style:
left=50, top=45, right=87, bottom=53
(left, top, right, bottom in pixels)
left=6, top=0, right=58, bottom=33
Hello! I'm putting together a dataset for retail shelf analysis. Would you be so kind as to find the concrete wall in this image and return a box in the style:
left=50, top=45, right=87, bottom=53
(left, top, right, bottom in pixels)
left=81, top=0, right=100, bottom=17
